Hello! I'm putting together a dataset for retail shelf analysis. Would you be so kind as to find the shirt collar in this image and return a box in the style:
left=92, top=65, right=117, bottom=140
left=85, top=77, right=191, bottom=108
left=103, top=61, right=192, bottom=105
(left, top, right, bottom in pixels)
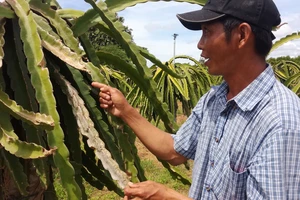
left=210, top=65, right=276, bottom=112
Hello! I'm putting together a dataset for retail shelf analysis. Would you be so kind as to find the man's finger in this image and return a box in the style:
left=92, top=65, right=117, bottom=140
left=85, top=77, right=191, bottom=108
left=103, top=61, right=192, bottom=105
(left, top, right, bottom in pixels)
left=91, top=82, right=105, bottom=89
left=124, top=187, right=144, bottom=198
left=127, top=182, right=139, bottom=188
left=91, top=82, right=112, bottom=92
left=99, top=92, right=111, bottom=101
left=123, top=196, right=141, bottom=200
left=99, top=97, right=111, bottom=103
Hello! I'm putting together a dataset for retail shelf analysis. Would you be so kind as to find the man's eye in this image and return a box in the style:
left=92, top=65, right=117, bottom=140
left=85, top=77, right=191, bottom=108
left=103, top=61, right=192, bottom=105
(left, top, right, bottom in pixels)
left=203, top=28, right=209, bottom=35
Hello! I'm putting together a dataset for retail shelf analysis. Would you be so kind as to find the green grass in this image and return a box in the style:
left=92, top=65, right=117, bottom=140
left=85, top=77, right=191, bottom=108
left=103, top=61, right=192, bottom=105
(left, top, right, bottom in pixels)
left=140, top=159, right=191, bottom=193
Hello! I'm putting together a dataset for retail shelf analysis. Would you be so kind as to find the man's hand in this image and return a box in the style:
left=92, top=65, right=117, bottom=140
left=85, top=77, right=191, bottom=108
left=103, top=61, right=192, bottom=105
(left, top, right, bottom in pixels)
left=123, top=181, right=169, bottom=200
left=123, top=181, right=192, bottom=200
left=91, top=82, right=132, bottom=118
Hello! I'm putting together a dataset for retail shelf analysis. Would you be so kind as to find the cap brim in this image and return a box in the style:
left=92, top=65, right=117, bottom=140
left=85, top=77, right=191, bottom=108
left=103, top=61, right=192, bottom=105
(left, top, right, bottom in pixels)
left=177, top=9, right=226, bottom=30
left=270, top=32, right=276, bottom=40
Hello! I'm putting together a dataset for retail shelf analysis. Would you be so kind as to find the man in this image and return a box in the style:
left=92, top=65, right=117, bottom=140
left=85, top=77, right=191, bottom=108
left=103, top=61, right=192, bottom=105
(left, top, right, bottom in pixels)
left=92, top=0, right=300, bottom=199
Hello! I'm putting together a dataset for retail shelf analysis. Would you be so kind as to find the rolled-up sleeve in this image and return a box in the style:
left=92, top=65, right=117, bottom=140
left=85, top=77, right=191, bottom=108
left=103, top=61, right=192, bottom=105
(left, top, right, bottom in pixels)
left=172, top=97, right=206, bottom=160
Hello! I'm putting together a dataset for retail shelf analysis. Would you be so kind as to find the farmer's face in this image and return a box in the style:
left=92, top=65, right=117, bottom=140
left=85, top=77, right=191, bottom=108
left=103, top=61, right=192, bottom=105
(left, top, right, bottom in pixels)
left=198, top=21, right=238, bottom=76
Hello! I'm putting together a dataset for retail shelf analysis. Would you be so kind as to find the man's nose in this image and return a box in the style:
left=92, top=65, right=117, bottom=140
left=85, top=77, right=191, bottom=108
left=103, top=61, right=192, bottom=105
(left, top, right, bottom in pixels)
left=197, top=36, right=204, bottom=50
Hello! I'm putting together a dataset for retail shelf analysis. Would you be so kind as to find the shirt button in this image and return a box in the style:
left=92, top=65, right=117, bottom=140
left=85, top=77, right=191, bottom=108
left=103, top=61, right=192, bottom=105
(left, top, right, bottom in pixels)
left=205, top=186, right=211, bottom=191
left=215, top=138, right=219, bottom=143
left=211, top=161, right=214, bottom=167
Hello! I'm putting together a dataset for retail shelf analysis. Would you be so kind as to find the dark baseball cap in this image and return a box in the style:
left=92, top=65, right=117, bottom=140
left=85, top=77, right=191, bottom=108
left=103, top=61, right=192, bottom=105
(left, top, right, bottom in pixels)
left=177, top=0, right=281, bottom=40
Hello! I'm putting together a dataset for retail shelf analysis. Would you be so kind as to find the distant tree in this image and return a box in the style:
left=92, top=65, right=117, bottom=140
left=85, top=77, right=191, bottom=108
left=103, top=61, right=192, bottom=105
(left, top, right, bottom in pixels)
left=87, top=16, right=132, bottom=50
left=87, top=15, right=133, bottom=65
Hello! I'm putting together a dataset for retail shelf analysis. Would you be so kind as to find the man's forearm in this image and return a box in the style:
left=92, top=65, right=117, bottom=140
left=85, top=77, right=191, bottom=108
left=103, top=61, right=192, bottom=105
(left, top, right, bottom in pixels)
left=120, top=106, right=184, bottom=163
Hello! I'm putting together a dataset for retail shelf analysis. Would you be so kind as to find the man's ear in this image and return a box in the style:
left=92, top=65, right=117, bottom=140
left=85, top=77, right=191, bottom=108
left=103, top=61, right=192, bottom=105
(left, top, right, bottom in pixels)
left=237, top=23, right=252, bottom=48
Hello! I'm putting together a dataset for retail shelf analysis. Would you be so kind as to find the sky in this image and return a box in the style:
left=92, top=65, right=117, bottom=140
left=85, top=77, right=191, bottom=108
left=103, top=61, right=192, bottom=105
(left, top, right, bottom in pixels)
left=57, top=0, right=300, bottom=63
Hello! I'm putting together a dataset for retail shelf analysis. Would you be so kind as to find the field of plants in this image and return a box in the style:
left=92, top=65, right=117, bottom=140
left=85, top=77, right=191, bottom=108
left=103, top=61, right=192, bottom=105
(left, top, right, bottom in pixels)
left=0, top=0, right=299, bottom=199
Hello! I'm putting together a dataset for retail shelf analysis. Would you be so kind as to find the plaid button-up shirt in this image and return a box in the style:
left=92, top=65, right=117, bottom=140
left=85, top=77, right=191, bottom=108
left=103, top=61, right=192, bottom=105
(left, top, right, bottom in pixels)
left=173, top=66, right=300, bottom=199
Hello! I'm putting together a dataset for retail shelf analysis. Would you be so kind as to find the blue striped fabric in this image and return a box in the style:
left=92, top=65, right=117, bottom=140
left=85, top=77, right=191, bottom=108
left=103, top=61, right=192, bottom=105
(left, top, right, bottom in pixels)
left=173, top=65, right=300, bottom=199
